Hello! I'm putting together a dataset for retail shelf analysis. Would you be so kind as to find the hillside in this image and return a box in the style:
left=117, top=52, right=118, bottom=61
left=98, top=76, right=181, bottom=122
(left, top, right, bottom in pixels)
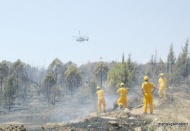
left=40, top=85, right=190, bottom=131
left=1, top=85, right=189, bottom=131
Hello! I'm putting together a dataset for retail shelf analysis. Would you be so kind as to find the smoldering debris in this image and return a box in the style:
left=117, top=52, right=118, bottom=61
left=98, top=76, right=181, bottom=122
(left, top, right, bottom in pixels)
left=42, top=109, right=151, bottom=131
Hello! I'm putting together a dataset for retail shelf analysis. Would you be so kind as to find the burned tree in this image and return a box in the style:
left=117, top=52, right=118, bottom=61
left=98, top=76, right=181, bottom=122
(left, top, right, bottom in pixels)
left=10, top=59, right=28, bottom=103
left=4, top=75, right=16, bottom=111
left=94, top=61, right=109, bottom=88
left=48, top=58, right=63, bottom=85
left=44, top=72, right=56, bottom=104
left=65, top=64, right=81, bottom=98
left=0, top=62, right=9, bottom=91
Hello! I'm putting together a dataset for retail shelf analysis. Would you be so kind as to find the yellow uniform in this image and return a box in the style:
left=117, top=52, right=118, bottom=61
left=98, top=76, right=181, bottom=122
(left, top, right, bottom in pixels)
left=96, top=89, right=106, bottom=113
left=117, top=87, right=128, bottom=108
left=142, top=82, right=155, bottom=114
left=158, top=77, right=167, bottom=99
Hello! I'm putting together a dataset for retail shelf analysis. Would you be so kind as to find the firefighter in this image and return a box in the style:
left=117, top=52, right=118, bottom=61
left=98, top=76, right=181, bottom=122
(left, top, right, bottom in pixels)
left=142, top=76, right=156, bottom=114
left=117, top=83, right=128, bottom=109
left=96, top=86, right=106, bottom=113
left=158, top=73, right=167, bottom=99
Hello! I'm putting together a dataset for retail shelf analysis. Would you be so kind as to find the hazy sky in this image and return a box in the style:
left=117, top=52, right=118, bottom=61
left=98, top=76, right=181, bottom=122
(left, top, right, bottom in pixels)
left=0, top=0, right=190, bottom=67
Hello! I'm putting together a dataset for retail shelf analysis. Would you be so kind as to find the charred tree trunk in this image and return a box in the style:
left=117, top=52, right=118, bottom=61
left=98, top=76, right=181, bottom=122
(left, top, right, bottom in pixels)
left=0, top=78, right=2, bottom=92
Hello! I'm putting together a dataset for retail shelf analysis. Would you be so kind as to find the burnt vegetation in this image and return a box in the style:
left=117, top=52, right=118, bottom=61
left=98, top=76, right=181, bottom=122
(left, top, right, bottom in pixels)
left=0, top=39, right=190, bottom=130
left=0, top=40, right=189, bottom=110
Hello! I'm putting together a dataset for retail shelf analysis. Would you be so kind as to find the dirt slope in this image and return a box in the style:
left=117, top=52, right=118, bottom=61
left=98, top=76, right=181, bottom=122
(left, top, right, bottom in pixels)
left=41, top=87, right=190, bottom=131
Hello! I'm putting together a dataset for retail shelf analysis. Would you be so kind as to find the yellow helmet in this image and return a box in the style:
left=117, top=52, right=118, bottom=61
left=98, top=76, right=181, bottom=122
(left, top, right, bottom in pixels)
left=97, top=86, right=101, bottom=90
left=120, top=83, right=125, bottom=87
left=160, top=73, right=164, bottom=76
left=144, top=76, right=149, bottom=81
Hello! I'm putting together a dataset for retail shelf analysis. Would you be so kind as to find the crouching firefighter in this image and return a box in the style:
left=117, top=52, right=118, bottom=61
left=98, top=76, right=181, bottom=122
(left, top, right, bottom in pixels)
left=96, top=86, right=106, bottom=113
left=117, top=83, right=128, bottom=109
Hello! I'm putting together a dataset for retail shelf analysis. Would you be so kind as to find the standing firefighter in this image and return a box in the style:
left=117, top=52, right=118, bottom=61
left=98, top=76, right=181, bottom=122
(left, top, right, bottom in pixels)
left=158, top=73, right=167, bottom=99
left=142, top=76, right=156, bottom=114
left=96, top=86, right=106, bottom=113
left=117, top=83, right=128, bottom=108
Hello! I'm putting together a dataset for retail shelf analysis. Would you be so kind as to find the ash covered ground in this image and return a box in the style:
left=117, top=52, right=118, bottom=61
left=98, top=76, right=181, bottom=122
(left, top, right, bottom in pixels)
left=0, top=86, right=190, bottom=131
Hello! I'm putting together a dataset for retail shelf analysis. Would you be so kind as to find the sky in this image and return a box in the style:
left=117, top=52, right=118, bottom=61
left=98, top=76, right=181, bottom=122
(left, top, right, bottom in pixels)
left=0, top=0, right=190, bottom=68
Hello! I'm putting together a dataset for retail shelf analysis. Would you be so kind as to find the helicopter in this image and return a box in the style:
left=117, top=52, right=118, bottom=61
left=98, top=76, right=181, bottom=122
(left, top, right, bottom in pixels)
left=72, top=31, right=89, bottom=42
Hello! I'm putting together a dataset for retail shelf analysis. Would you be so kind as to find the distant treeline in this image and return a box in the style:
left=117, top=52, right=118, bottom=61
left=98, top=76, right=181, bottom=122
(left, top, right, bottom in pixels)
left=0, top=38, right=189, bottom=111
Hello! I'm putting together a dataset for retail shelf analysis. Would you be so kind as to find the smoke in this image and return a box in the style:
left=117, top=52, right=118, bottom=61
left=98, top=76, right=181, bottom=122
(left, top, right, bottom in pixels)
left=0, top=95, right=96, bottom=129
left=0, top=85, right=143, bottom=130
left=46, top=99, right=96, bottom=123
